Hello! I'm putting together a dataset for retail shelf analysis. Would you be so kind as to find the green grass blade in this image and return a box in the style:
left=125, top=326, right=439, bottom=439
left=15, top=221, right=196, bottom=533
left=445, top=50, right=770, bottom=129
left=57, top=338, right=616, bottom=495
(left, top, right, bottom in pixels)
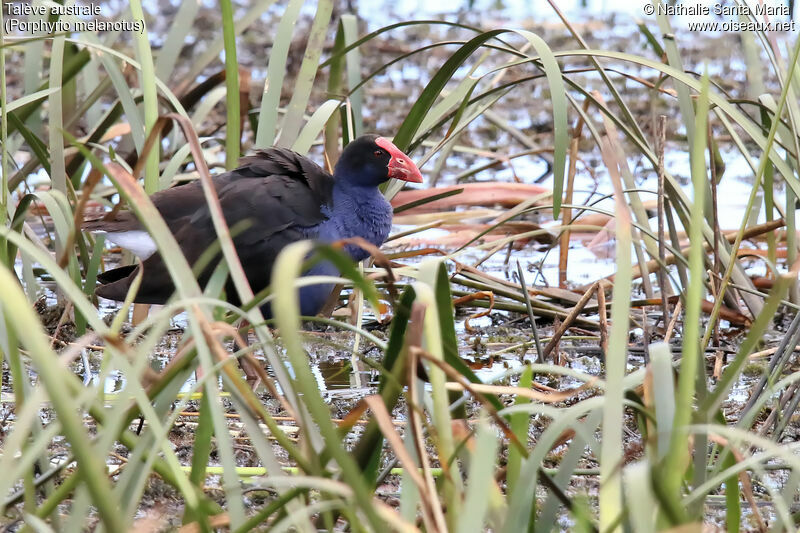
left=255, top=0, right=303, bottom=148
left=513, top=30, right=566, bottom=218
left=292, top=99, right=341, bottom=154
left=220, top=0, right=240, bottom=169
left=340, top=14, right=363, bottom=136
left=154, top=0, right=199, bottom=81
left=597, top=136, right=633, bottom=532
left=129, top=0, right=160, bottom=193
left=0, top=265, right=125, bottom=532
left=506, top=364, right=532, bottom=496
left=271, top=241, right=386, bottom=530
left=456, top=414, right=499, bottom=533
left=278, top=0, right=333, bottom=147
left=47, top=37, right=66, bottom=203
left=648, top=343, right=675, bottom=461
left=415, top=260, right=461, bottom=527
left=659, top=71, right=711, bottom=525
left=624, top=461, right=657, bottom=533
left=0, top=0, right=6, bottom=252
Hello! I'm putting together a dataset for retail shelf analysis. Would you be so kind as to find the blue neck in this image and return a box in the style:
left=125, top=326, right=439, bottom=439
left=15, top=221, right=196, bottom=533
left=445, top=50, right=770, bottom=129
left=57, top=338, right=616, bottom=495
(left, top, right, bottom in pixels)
left=330, top=179, right=386, bottom=214
left=315, top=180, right=393, bottom=261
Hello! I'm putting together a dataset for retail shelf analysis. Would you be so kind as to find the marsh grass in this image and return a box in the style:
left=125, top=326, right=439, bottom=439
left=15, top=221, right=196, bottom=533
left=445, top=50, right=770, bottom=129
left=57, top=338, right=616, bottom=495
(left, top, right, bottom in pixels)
left=0, top=1, right=799, bottom=531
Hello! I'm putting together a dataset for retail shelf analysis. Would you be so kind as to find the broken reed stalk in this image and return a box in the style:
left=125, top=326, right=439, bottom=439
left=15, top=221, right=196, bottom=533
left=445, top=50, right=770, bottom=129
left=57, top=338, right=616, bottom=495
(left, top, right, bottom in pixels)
left=641, top=307, right=650, bottom=364
left=597, top=280, right=609, bottom=356
left=558, top=99, right=589, bottom=288
left=707, top=269, right=724, bottom=378
left=708, top=120, right=721, bottom=351
left=665, top=200, right=690, bottom=289
left=559, top=137, right=580, bottom=288
left=541, top=281, right=599, bottom=360
left=452, top=291, right=494, bottom=332
left=664, top=299, right=682, bottom=343
left=516, top=260, right=543, bottom=363
left=656, top=114, right=671, bottom=333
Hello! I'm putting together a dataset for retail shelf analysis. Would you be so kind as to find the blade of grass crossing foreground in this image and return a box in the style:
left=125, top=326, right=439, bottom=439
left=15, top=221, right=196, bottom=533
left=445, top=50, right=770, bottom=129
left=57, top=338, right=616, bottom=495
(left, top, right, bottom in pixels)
left=507, top=364, right=532, bottom=496
left=58, top=143, right=248, bottom=520
left=648, top=343, right=675, bottom=461
left=271, top=241, right=386, bottom=530
left=415, top=259, right=462, bottom=528
left=324, top=20, right=347, bottom=163
left=220, top=0, right=240, bottom=169
left=22, top=19, right=44, bottom=138
left=292, top=99, right=341, bottom=154
left=141, top=111, right=289, bottom=527
left=624, top=461, right=657, bottom=533
left=184, top=392, right=214, bottom=525
left=0, top=1, right=7, bottom=267
left=539, top=411, right=603, bottom=528
left=349, top=287, right=415, bottom=491
left=255, top=0, right=303, bottom=148
left=656, top=8, right=696, bottom=149
left=0, top=265, right=125, bottom=532
left=2, top=88, right=60, bottom=117
left=597, top=135, right=633, bottom=532
left=129, top=0, right=160, bottom=193
left=720, top=445, right=740, bottom=533
left=154, top=0, right=199, bottom=81
left=456, top=414, right=499, bottom=533
left=399, top=422, right=423, bottom=524
left=429, top=258, right=502, bottom=408
left=278, top=0, right=333, bottom=147
left=47, top=36, right=66, bottom=198
left=660, top=72, right=711, bottom=525
left=341, top=14, right=363, bottom=136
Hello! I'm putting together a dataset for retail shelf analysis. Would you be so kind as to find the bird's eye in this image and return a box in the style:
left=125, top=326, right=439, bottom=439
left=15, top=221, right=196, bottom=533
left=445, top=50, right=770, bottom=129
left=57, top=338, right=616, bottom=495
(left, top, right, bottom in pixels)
left=374, top=149, right=383, bottom=157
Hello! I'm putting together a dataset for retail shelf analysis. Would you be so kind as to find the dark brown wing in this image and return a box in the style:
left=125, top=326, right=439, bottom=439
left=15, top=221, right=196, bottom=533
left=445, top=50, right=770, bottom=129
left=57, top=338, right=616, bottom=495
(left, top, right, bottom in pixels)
left=91, top=147, right=334, bottom=304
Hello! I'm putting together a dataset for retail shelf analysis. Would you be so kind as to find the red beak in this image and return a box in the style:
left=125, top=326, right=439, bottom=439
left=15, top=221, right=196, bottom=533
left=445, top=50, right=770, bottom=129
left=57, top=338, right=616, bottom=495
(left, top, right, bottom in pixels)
left=376, top=137, right=423, bottom=183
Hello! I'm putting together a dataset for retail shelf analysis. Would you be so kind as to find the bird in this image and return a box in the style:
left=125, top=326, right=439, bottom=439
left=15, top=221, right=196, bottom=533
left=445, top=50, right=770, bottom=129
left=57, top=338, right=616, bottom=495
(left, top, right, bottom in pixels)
left=83, top=134, right=423, bottom=316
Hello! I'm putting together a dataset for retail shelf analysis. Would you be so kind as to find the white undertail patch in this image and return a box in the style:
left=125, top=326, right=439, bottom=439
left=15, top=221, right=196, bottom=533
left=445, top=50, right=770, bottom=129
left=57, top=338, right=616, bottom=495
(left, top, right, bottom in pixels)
left=96, top=230, right=157, bottom=259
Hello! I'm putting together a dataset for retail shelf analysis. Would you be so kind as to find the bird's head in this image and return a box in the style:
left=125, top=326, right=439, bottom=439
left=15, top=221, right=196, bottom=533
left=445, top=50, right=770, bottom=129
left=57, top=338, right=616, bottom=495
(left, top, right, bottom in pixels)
left=334, top=134, right=423, bottom=187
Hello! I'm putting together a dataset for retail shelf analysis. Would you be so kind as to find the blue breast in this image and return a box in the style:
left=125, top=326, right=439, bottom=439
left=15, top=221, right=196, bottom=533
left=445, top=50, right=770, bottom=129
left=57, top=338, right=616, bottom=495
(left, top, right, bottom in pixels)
left=294, top=181, right=393, bottom=315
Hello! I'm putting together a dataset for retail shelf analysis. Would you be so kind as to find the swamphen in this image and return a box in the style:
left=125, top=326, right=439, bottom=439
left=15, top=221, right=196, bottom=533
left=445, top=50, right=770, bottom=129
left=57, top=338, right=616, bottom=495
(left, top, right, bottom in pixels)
left=84, top=135, right=423, bottom=316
